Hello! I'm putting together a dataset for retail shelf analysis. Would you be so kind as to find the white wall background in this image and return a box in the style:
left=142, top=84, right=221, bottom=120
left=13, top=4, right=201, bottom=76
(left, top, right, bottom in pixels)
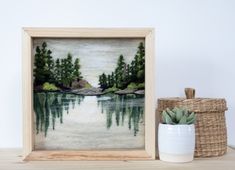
left=0, top=0, right=235, bottom=148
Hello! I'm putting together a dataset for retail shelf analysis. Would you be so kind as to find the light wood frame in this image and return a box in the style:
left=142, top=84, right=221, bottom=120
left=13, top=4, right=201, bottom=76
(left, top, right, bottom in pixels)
left=22, top=28, right=155, bottom=161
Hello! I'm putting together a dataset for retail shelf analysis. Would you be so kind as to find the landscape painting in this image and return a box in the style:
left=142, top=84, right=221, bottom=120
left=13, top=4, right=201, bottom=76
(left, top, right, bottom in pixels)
left=33, top=38, right=145, bottom=150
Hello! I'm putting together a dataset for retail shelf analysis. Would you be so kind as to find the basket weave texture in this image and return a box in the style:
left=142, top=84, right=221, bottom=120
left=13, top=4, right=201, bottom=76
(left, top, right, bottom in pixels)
left=157, top=98, right=227, bottom=157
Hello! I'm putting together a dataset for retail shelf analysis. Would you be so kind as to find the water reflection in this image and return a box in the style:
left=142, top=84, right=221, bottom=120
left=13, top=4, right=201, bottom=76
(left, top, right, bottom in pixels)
left=33, top=92, right=84, bottom=136
left=97, top=94, right=144, bottom=136
left=33, top=92, right=144, bottom=137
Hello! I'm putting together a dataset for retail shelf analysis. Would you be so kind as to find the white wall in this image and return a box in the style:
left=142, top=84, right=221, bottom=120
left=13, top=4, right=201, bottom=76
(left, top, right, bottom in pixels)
left=0, top=0, right=235, bottom=148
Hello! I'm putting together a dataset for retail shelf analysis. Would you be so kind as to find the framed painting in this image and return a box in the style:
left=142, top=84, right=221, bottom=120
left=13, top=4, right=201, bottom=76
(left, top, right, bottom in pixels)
left=22, top=28, right=155, bottom=160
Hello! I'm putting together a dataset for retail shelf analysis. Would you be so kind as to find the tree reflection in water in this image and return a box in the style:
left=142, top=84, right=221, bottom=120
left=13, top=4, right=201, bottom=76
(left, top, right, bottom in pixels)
left=33, top=92, right=84, bottom=137
left=33, top=92, right=144, bottom=137
left=97, top=94, right=144, bottom=136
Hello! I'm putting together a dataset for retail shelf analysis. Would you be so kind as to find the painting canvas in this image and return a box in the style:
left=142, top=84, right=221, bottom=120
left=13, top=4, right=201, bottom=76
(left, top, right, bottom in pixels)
left=33, top=38, right=145, bottom=150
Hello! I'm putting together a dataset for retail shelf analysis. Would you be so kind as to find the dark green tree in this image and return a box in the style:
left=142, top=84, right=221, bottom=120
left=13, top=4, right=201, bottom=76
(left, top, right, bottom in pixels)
left=34, top=46, right=45, bottom=85
left=61, top=59, right=66, bottom=86
left=34, top=42, right=55, bottom=85
left=44, top=49, right=55, bottom=83
left=73, top=58, right=82, bottom=81
left=110, top=72, right=115, bottom=87
left=66, top=53, right=74, bottom=86
left=54, top=58, right=61, bottom=84
left=115, top=55, right=127, bottom=89
left=97, top=42, right=145, bottom=90
left=107, top=75, right=111, bottom=88
left=130, top=60, right=137, bottom=82
left=102, top=73, right=107, bottom=89
left=99, top=73, right=108, bottom=89
left=34, top=42, right=84, bottom=89
left=61, top=53, right=74, bottom=87
left=129, top=42, right=145, bottom=83
left=117, top=55, right=125, bottom=72
left=114, top=68, right=119, bottom=88
left=135, top=42, right=145, bottom=82
left=126, top=64, right=131, bottom=84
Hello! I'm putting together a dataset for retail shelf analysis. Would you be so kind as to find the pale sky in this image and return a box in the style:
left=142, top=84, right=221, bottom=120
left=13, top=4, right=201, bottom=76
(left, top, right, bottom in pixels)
left=33, top=38, right=144, bottom=87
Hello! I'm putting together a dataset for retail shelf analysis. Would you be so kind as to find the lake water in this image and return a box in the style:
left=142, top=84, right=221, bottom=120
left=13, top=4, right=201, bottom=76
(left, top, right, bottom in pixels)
left=34, top=92, right=145, bottom=150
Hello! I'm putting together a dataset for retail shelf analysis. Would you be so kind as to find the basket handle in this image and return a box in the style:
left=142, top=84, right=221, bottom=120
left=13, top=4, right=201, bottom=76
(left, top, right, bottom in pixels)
left=185, top=88, right=195, bottom=99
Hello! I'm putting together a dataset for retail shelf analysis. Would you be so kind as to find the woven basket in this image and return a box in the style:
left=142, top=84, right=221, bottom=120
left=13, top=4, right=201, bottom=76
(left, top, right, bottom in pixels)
left=157, top=97, right=228, bottom=157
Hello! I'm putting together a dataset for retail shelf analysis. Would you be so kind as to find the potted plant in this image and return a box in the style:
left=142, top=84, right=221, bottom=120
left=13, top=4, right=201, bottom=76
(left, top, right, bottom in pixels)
left=158, top=107, right=196, bottom=163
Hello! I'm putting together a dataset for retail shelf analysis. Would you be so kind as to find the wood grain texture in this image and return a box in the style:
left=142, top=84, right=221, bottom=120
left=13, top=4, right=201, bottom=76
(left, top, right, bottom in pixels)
left=22, top=28, right=156, bottom=160
left=185, top=88, right=196, bottom=99
left=0, top=148, right=235, bottom=170
left=23, top=28, right=153, bottom=38
left=25, top=150, right=151, bottom=161
left=22, top=30, right=33, bottom=159
left=145, top=29, right=156, bottom=159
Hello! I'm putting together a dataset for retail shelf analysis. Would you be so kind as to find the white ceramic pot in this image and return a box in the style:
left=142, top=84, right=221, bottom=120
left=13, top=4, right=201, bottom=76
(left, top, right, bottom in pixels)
left=158, top=123, right=195, bottom=163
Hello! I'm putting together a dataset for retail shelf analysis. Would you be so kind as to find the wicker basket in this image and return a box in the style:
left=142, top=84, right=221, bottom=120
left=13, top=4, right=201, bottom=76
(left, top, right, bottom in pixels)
left=157, top=97, right=228, bottom=157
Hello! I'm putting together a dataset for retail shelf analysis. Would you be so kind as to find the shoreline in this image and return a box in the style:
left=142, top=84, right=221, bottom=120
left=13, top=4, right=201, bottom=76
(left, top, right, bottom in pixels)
left=34, top=88, right=145, bottom=96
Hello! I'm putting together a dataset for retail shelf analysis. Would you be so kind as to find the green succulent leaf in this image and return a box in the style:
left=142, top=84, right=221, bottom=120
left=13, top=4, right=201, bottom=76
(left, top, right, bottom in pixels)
left=183, top=108, right=189, bottom=116
left=161, top=110, right=167, bottom=123
left=172, top=107, right=178, bottom=113
left=187, top=117, right=196, bottom=124
left=165, top=116, right=173, bottom=124
left=187, top=114, right=196, bottom=124
left=162, top=110, right=173, bottom=124
left=161, top=107, right=196, bottom=125
left=176, top=108, right=183, bottom=122
left=179, top=115, right=187, bottom=124
left=187, top=112, right=195, bottom=120
left=166, top=108, right=176, bottom=119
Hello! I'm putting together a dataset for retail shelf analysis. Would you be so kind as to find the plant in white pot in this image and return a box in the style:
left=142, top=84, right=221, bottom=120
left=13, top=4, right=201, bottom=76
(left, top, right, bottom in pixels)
left=158, top=107, right=196, bottom=163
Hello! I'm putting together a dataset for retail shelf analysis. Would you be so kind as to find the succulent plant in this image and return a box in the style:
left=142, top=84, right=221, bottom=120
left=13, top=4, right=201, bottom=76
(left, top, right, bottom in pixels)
left=161, top=107, right=196, bottom=125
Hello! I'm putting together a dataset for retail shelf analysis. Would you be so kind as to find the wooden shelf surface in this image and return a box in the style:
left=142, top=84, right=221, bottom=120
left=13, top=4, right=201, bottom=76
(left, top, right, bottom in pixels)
left=0, top=148, right=235, bottom=170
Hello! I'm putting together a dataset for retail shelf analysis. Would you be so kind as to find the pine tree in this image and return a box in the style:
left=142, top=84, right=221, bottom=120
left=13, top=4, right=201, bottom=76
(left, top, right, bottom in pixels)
left=115, top=55, right=126, bottom=89
left=97, top=42, right=145, bottom=90
left=34, top=46, right=45, bottom=85
left=99, top=73, right=108, bottom=89
left=122, top=63, right=128, bottom=88
left=114, top=68, right=119, bottom=88
left=129, top=42, right=145, bottom=83
left=44, top=49, right=55, bottom=83
left=130, top=60, right=137, bottom=82
left=61, top=58, right=66, bottom=86
left=110, top=72, right=115, bottom=87
left=126, top=64, right=131, bottom=84
left=73, top=58, right=82, bottom=81
left=61, top=53, right=74, bottom=87
left=103, top=74, right=107, bottom=89
left=34, top=42, right=84, bottom=88
left=117, top=55, right=125, bottom=71
left=135, top=42, right=145, bottom=82
left=66, top=53, right=74, bottom=86
left=54, top=58, right=61, bottom=84
left=107, top=74, right=111, bottom=88
left=98, top=75, right=102, bottom=88
left=33, top=42, right=54, bottom=86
